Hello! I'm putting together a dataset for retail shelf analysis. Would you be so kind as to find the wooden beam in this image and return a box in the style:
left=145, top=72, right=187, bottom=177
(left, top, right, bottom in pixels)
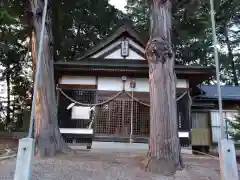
left=58, top=84, right=97, bottom=89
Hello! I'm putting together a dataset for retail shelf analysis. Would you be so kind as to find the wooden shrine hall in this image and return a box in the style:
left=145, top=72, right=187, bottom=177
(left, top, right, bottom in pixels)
left=54, top=24, right=215, bottom=147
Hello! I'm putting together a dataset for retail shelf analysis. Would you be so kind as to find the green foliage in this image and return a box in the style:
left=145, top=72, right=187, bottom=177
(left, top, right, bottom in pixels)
left=0, top=7, right=17, bottom=24
left=126, top=0, right=213, bottom=64
left=51, top=0, right=124, bottom=61
left=0, top=0, right=124, bottom=130
left=0, top=3, right=31, bottom=130
left=0, top=0, right=239, bottom=131
left=126, top=0, right=240, bottom=85
left=214, top=0, right=240, bottom=85
left=227, top=109, right=240, bottom=141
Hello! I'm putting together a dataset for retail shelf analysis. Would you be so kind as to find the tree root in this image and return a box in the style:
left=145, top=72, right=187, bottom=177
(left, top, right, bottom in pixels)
left=140, top=149, right=184, bottom=176
left=61, top=146, right=76, bottom=156
left=140, top=157, right=151, bottom=170
left=140, top=148, right=151, bottom=170
left=35, top=145, right=76, bottom=158
left=143, top=157, right=177, bottom=176
left=35, top=134, right=77, bottom=158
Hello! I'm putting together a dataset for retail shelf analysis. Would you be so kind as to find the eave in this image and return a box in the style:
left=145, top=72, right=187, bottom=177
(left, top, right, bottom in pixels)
left=194, top=97, right=240, bottom=101
left=55, top=59, right=215, bottom=74
left=54, top=59, right=215, bottom=86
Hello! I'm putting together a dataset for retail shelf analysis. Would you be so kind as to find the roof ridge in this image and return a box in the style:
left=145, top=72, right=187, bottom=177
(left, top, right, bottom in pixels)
left=76, top=24, right=145, bottom=60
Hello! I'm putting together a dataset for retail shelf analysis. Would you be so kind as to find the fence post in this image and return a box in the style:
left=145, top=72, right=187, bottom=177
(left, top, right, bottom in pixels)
left=14, top=138, right=35, bottom=180
left=218, top=139, right=239, bottom=180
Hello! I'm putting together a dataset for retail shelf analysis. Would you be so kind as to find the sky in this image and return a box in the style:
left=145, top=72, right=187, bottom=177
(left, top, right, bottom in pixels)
left=109, top=0, right=127, bottom=12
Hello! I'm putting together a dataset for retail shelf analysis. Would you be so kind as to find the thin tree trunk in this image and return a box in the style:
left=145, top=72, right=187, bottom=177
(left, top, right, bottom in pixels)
left=12, top=96, right=15, bottom=122
left=224, top=25, right=238, bottom=85
left=52, top=0, right=60, bottom=61
left=144, top=0, right=183, bottom=176
left=71, top=24, right=81, bottom=59
left=30, top=0, right=72, bottom=157
left=6, top=66, right=11, bottom=129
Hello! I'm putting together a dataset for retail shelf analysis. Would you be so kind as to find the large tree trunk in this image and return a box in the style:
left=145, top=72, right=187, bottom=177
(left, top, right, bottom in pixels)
left=144, top=0, right=183, bottom=176
left=30, top=0, right=71, bottom=157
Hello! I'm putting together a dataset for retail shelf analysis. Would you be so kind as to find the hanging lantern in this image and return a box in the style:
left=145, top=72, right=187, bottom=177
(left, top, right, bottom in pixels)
left=121, top=76, right=127, bottom=82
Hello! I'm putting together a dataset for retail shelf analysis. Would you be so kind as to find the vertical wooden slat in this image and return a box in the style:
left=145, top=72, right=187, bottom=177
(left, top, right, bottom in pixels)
left=94, top=91, right=150, bottom=140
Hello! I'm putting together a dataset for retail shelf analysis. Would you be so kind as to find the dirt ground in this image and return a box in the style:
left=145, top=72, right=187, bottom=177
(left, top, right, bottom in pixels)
left=0, top=150, right=226, bottom=180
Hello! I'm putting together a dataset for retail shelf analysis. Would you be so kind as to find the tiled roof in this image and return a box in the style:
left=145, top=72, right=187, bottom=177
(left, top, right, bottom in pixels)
left=199, top=85, right=240, bottom=100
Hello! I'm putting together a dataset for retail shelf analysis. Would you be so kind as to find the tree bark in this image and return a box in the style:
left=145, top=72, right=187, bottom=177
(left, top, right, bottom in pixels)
left=30, top=0, right=72, bottom=157
left=31, top=30, right=37, bottom=84
left=144, top=0, right=183, bottom=176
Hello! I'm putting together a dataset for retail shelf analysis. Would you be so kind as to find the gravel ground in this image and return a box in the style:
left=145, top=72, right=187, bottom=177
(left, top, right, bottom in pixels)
left=0, top=150, right=223, bottom=180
